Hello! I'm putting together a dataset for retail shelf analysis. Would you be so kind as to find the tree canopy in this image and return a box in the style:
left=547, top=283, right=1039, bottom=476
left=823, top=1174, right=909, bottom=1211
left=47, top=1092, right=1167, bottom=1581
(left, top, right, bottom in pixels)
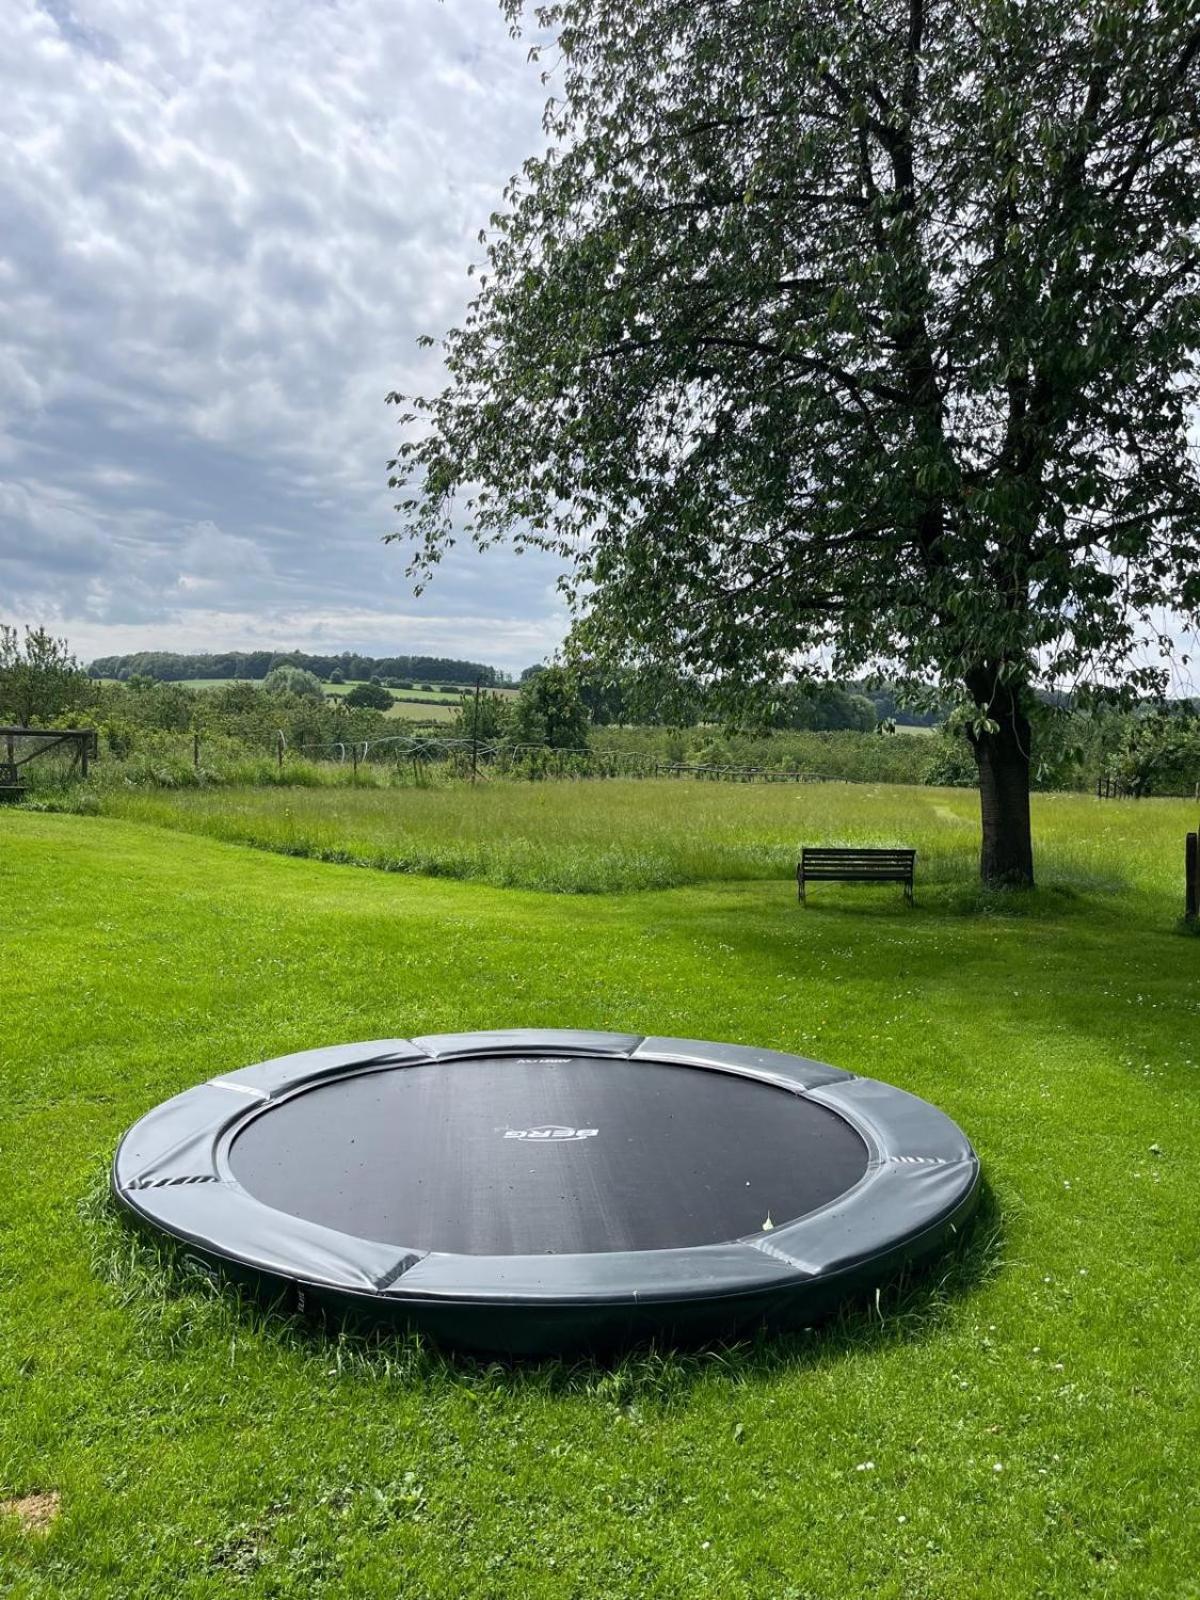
left=263, top=665, right=326, bottom=700
left=390, top=0, right=1200, bottom=883
left=0, top=626, right=93, bottom=727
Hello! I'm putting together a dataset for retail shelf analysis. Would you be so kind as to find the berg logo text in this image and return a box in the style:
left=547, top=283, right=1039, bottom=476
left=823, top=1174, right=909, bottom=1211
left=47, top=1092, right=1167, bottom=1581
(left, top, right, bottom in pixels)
left=502, top=1125, right=599, bottom=1141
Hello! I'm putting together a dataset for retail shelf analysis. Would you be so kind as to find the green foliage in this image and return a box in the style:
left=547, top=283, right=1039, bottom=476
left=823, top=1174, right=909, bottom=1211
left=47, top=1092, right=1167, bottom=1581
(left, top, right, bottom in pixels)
left=923, top=728, right=979, bottom=789
left=593, top=724, right=931, bottom=784
left=344, top=681, right=395, bottom=711
left=453, top=688, right=514, bottom=744
left=0, top=625, right=94, bottom=727
left=391, top=0, right=1200, bottom=883
left=1110, top=709, right=1200, bottom=797
left=263, top=666, right=325, bottom=700
left=763, top=684, right=876, bottom=733
left=88, top=649, right=506, bottom=686
left=512, top=666, right=590, bottom=749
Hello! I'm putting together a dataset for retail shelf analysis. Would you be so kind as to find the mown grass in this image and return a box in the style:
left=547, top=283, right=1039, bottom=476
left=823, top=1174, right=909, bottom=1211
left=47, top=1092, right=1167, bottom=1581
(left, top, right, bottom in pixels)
left=77, top=776, right=1198, bottom=899
left=2, top=796, right=1199, bottom=1597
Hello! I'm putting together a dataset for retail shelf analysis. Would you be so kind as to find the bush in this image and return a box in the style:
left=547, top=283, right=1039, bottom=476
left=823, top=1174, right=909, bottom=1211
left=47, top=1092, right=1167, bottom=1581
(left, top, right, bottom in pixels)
left=345, top=681, right=395, bottom=711
left=923, top=728, right=978, bottom=787
left=263, top=666, right=325, bottom=701
left=512, top=666, right=590, bottom=749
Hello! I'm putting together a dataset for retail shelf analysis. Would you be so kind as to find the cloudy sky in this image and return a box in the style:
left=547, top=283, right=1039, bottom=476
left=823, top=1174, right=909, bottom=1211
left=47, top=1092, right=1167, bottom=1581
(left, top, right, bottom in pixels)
left=0, top=0, right=567, bottom=674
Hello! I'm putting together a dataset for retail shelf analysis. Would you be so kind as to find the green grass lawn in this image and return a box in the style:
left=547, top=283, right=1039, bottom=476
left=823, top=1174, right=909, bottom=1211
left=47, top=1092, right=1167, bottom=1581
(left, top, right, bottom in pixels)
left=2, top=791, right=1199, bottom=1597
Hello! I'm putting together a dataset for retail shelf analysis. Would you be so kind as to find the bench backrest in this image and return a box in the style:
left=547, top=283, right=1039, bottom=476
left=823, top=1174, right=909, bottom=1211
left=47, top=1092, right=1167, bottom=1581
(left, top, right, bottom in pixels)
left=800, top=847, right=915, bottom=880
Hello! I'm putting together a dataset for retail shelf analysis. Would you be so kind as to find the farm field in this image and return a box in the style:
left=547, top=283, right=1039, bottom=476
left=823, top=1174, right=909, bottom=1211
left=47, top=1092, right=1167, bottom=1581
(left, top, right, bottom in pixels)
left=97, top=677, right=501, bottom=722
left=3, top=789, right=1199, bottom=1598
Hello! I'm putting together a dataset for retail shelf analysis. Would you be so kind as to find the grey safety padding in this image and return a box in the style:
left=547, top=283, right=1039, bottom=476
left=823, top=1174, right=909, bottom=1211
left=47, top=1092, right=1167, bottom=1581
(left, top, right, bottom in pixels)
left=114, top=1083, right=246, bottom=1184
left=633, top=1036, right=852, bottom=1090
left=809, top=1077, right=976, bottom=1165
left=758, top=1159, right=978, bottom=1277
left=213, top=1038, right=430, bottom=1099
left=411, top=1028, right=644, bottom=1059
left=386, top=1241, right=799, bottom=1302
left=121, top=1180, right=416, bottom=1291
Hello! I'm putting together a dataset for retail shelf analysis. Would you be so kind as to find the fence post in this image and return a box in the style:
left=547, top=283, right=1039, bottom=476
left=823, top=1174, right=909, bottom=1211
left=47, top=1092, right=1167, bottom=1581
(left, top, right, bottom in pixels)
left=277, top=732, right=284, bottom=772
left=193, top=732, right=200, bottom=771
left=352, top=743, right=359, bottom=780
left=1187, top=833, right=1198, bottom=923
left=471, top=679, right=481, bottom=785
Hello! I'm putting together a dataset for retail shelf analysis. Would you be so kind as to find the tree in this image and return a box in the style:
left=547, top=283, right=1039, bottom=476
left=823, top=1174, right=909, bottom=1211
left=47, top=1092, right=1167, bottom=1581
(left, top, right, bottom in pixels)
left=263, top=665, right=325, bottom=700
left=454, top=688, right=514, bottom=743
left=0, top=626, right=93, bottom=726
left=345, top=681, right=394, bottom=710
left=512, top=666, right=590, bottom=748
left=1111, top=707, right=1200, bottom=796
left=390, top=0, right=1200, bottom=885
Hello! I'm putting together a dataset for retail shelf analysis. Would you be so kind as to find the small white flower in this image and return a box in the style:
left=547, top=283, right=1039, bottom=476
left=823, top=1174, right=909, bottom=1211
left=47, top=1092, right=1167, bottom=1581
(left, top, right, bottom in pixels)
left=897, top=1515, right=907, bottom=1524
left=855, top=1461, right=876, bottom=1472
left=993, top=1462, right=1004, bottom=1473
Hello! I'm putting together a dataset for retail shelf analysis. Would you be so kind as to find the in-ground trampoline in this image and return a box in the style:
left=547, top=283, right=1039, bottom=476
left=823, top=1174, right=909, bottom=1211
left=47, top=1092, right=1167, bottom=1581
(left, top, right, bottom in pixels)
left=113, top=1030, right=980, bottom=1355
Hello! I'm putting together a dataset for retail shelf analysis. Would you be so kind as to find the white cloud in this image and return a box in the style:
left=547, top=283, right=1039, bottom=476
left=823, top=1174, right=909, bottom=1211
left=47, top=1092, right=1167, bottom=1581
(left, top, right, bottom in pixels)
left=0, top=0, right=564, bottom=672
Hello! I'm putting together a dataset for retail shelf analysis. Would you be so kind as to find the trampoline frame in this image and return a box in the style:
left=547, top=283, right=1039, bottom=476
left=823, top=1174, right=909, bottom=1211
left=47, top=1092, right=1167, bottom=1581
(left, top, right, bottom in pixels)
left=112, top=1029, right=980, bottom=1354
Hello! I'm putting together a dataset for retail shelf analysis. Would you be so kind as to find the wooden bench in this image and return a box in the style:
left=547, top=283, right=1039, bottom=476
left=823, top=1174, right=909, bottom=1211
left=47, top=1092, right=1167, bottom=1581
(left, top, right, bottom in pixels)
left=798, top=847, right=916, bottom=904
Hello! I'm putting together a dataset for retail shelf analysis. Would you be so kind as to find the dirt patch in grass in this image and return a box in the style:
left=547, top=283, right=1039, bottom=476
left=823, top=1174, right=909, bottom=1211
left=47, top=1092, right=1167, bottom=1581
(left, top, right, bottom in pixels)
left=1, top=1490, right=61, bottom=1533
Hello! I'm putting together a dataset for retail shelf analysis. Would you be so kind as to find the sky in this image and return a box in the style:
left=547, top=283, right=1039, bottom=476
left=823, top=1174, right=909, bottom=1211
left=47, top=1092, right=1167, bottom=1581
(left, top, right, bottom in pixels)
left=0, top=0, right=567, bottom=674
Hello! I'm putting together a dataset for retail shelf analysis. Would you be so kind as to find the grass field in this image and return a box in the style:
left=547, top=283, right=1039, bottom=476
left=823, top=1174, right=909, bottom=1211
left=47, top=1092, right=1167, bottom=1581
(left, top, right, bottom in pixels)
left=3, top=786, right=1199, bottom=1597
left=86, top=777, right=1196, bottom=897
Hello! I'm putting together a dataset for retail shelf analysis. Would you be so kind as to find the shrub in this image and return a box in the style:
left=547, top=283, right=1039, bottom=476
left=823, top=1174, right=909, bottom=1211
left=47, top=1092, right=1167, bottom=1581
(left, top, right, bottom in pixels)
left=263, top=666, right=325, bottom=701
left=345, top=682, right=395, bottom=711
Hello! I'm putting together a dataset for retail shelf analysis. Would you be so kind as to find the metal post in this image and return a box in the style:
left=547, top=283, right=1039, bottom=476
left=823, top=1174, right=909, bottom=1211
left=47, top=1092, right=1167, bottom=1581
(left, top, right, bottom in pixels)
left=471, top=678, right=481, bottom=785
left=352, top=743, right=358, bottom=780
left=193, top=732, right=200, bottom=771
left=277, top=732, right=284, bottom=771
left=1187, top=832, right=1198, bottom=923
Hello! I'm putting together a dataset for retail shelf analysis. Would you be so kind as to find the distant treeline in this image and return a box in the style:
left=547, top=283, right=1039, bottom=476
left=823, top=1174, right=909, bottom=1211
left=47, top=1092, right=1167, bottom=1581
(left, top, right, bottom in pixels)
left=87, top=650, right=508, bottom=687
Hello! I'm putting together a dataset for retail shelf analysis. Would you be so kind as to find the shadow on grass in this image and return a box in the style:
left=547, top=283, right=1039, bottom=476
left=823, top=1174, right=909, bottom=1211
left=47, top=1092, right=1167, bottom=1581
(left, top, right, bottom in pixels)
left=84, top=1168, right=1003, bottom=1405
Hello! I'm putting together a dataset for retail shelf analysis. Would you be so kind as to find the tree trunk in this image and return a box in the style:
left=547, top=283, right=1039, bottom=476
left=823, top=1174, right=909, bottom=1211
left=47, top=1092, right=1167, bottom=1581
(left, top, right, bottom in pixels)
left=966, top=682, right=1034, bottom=887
